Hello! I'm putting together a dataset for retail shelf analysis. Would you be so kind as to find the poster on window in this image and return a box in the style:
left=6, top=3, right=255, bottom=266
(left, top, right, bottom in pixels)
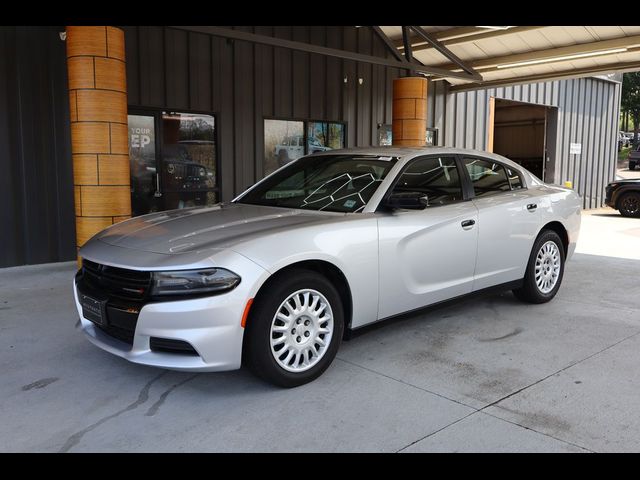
left=128, top=115, right=156, bottom=168
left=307, top=122, right=345, bottom=152
left=426, top=128, right=438, bottom=146
left=378, top=124, right=392, bottom=146
left=128, top=115, right=157, bottom=216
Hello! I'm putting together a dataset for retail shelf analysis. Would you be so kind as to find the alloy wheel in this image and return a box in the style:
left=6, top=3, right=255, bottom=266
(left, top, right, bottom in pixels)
left=270, top=289, right=334, bottom=373
left=535, top=241, right=561, bottom=294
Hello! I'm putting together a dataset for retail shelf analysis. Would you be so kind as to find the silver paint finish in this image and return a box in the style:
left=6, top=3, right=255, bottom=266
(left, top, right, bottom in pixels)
left=377, top=201, right=479, bottom=319
left=76, top=146, right=582, bottom=372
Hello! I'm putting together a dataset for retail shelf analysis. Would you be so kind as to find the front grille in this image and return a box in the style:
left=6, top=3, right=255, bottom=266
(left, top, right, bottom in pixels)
left=97, top=324, right=135, bottom=345
left=150, top=337, right=199, bottom=355
left=82, top=259, right=151, bottom=301
left=77, top=261, right=148, bottom=346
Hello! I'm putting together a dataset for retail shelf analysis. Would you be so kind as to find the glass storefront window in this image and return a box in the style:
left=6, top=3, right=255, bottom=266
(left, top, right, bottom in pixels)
left=307, top=121, right=345, bottom=152
left=264, top=119, right=305, bottom=176
left=263, top=119, right=346, bottom=178
left=161, top=112, right=217, bottom=210
left=127, top=111, right=218, bottom=216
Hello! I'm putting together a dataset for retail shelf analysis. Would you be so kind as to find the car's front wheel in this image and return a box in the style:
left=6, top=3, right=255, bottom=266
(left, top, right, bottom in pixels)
left=243, top=269, right=344, bottom=387
left=618, top=191, right=640, bottom=217
left=513, top=230, right=565, bottom=304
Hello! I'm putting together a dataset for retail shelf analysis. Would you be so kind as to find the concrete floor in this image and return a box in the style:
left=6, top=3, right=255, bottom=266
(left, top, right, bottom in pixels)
left=1, top=211, right=639, bottom=452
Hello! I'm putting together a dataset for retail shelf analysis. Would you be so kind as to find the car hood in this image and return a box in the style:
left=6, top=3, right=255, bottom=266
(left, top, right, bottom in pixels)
left=93, top=203, right=333, bottom=254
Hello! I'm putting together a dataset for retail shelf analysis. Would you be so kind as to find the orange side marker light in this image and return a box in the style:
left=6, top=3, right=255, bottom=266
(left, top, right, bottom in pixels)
left=241, top=298, right=254, bottom=328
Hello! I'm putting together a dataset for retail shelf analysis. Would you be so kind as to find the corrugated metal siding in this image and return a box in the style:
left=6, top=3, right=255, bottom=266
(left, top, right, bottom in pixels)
left=432, top=77, right=621, bottom=209
left=0, top=26, right=75, bottom=268
left=122, top=25, right=406, bottom=200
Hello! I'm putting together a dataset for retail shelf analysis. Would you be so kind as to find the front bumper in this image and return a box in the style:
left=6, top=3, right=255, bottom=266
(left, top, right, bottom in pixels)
left=605, top=186, right=615, bottom=208
left=73, top=252, right=269, bottom=372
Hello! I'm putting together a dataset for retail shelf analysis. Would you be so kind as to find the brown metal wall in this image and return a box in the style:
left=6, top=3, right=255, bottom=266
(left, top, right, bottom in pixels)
left=0, top=26, right=75, bottom=268
left=122, top=26, right=405, bottom=201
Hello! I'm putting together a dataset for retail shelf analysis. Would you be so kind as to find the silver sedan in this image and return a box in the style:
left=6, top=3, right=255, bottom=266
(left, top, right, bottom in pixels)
left=74, top=147, right=581, bottom=387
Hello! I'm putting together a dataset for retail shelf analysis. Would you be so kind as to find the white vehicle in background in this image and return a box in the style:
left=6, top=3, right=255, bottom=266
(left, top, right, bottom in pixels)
left=74, top=147, right=581, bottom=387
left=275, top=135, right=330, bottom=166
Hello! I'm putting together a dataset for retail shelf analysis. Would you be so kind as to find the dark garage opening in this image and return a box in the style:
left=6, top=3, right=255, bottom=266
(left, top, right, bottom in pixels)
left=493, top=99, right=556, bottom=182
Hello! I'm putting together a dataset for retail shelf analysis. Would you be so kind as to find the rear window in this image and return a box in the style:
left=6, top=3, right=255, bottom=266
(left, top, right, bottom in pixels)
left=506, top=167, right=524, bottom=190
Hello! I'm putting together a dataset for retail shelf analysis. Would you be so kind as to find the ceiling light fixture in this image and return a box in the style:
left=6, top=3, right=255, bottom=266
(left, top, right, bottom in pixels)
left=475, top=26, right=513, bottom=30
left=496, top=47, right=628, bottom=69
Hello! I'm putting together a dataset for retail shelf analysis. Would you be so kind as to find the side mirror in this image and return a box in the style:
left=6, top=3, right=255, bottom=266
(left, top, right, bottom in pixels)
left=385, top=192, right=429, bottom=210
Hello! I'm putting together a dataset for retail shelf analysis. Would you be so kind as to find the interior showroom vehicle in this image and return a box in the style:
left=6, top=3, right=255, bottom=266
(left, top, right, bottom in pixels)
left=74, top=147, right=581, bottom=387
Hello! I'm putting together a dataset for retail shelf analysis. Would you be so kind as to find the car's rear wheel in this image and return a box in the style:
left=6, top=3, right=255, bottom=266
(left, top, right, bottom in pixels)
left=243, top=269, right=344, bottom=387
left=618, top=192, right=640, bottom=217
left=629, top=161, right=637, bottom=171
left=513, top=230, right=565, bottom=304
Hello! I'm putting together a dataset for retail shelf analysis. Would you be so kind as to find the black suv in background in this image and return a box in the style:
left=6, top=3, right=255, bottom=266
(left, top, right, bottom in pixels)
left=606, top=179, right=640, bottom=217
left=628, top=145, right=640, bottom=171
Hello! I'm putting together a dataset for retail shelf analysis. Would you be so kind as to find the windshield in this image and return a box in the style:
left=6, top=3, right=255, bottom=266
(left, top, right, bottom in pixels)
left=237, top=154, right=398, bottom=213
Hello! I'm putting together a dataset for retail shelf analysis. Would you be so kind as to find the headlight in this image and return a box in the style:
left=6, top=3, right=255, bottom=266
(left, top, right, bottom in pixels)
left=151, top=268, right=240, bottom=296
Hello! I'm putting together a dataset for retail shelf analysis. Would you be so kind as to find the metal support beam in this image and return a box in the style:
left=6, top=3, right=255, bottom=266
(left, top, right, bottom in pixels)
left=401, top=26, right=413, bottom=63
left=449, top=62, right=637, bottom=92
left=395, top=26, right=545, bottom=52
left=170, top=25, right=480, bottom=81
left=371, top=26, right=407, bottom=64
left=409, top=26, right=482, bottom=81
left=440, top=35, right=640, bottom=72
left=371, top=26, right=415, bottom=76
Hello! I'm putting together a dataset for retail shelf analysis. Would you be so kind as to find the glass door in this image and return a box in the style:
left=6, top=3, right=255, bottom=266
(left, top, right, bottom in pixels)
left=127, top=110, right=219, bottom=216
left=160, top=112, right=217, bottom=210
left=128, top=113, right=161, bottom=216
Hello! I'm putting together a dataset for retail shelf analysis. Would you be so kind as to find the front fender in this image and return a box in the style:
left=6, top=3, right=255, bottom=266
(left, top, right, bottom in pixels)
left=230, top=216, right=380, bottom=328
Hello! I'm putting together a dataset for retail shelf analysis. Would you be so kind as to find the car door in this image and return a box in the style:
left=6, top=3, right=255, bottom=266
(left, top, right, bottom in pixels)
left=377, top=155, right=479, bottom=319
left=461, top=156, right=540, bottom=291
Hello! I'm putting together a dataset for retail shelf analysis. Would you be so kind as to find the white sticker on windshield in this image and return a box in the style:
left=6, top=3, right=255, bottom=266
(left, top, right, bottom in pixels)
left=343, top=199, right=357, bottom=208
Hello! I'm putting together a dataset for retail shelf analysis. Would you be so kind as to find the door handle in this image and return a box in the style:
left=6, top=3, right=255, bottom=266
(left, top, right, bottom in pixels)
left=154, top=173, right=162, bottom=197
left=461, top=219, right=475, bottom=229
left=527, top=203, right=537, bottom=211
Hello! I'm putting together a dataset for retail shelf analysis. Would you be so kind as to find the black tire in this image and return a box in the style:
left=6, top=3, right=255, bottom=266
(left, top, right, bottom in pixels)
left=513, top=230, right=565, bottom=304
left=618, top=191, right=640, bottom=218
left=630, top=162, right=637, bottom=171
left=243, top=269, right=344, bottom=388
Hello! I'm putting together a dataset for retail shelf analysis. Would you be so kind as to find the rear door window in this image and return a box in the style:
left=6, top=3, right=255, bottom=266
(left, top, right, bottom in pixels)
left=463, top=157, right=511, bottom=198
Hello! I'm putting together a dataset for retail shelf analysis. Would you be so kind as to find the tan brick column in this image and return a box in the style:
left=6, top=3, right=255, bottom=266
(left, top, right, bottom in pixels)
left=66, top=26, right=131, bottom=261
left=392, top=77, right=428, bottom=146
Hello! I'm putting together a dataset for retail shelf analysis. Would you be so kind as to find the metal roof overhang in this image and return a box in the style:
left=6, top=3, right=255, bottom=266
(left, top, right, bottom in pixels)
left=382, top=25, right=640, bottom=89
left=171, top=26, right=640, bottom=90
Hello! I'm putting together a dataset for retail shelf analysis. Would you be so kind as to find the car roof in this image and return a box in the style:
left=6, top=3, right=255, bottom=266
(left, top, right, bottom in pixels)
left=308, top=145, right=526, bottom=169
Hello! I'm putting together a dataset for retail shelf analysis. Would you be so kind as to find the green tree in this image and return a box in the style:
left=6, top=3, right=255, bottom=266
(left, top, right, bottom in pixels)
left=621, top=72, right=640, bottom=146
